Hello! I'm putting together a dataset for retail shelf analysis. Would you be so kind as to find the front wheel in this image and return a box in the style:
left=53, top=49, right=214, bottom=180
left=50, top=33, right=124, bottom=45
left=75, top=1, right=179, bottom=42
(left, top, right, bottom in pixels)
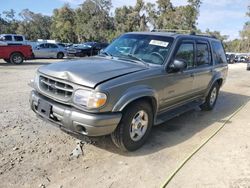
left=200, top=82, right=220, bottom=111
left=111, top=101, right=153, bottom=151
left=57, top=52, right=64, bottom=59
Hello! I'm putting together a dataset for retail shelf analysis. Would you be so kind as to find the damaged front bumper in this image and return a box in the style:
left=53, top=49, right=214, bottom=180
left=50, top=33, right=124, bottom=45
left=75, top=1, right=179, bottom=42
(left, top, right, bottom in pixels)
left=29, top=90, right=122, bottom=136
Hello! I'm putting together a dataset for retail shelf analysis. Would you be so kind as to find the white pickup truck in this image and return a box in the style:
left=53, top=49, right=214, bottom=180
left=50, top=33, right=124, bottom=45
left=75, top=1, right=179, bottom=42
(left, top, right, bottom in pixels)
left=0, top=34, right=26, bottom=45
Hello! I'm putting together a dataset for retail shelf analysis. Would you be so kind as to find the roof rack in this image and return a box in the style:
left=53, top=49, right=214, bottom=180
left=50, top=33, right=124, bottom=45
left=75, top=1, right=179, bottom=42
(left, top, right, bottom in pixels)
left=151, top=29, right=217, bottom=39
left=151, top=29, right=193, bottom=34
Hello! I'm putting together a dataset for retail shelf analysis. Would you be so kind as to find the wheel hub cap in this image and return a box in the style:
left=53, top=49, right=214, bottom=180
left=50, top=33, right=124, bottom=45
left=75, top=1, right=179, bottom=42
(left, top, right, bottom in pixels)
left=210, top=87, right=217, bottom=105
left=130, top=110, right=149, bottom=141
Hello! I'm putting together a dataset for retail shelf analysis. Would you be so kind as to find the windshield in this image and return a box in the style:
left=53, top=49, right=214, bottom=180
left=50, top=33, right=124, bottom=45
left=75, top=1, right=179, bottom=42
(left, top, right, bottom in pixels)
left=103, top=34, right=173, bottom=65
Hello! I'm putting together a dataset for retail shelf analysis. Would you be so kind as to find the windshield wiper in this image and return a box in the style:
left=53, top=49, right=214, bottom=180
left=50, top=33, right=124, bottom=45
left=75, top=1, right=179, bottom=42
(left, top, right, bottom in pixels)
left=126, top=54, right=148, bottom=66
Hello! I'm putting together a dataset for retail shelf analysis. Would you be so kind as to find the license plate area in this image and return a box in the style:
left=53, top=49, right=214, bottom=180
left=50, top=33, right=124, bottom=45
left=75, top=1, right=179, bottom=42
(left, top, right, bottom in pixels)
left=37, top=99, right=52, bottom=118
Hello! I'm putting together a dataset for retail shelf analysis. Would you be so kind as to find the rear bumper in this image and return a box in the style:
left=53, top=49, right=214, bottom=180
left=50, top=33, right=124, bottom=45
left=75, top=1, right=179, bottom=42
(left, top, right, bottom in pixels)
left=30, top=90, right=122, bottom=136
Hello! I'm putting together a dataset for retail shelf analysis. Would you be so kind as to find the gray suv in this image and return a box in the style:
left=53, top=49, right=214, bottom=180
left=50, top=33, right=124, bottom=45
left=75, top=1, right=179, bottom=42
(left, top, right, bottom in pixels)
left=29, top=32, right=228, bottom=151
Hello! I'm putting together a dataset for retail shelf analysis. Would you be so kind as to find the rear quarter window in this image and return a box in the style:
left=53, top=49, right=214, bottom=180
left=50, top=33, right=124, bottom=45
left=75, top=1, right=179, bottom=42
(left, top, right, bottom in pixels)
left=211, top=41, right=227, bottom=64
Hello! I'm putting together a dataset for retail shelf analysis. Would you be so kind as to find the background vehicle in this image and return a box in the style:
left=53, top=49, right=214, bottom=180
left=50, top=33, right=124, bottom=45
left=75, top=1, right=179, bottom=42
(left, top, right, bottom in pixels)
left=0, top=45, right=33, bottom=64
left=0, top=34, right=26, bottom=45
left=32, top=43, right=66, bottom=59
left=226, top=53, right=236, bottom=64
left=30, top=32, right=228, bottom=151
left=67, top=42, right=109, bottom=57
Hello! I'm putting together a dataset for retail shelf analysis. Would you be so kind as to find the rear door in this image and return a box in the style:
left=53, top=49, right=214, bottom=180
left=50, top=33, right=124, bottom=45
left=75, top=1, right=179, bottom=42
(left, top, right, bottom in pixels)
left=192, top=40, right=213, bottom=94
left=48, top=43, right=59, bottom=57
left=34, top=44, right=49, bottom=58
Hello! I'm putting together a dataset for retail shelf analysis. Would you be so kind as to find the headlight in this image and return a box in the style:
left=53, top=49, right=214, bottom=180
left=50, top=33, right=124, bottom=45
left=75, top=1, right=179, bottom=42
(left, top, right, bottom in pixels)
left=73, top=89, right=107, bottom=109
left=28, top=74, right=39, bottom=88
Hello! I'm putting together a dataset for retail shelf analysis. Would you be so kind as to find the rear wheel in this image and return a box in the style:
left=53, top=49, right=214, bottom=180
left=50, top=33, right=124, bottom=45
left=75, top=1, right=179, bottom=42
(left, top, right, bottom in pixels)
left=10, top=53, right=24, bottom=64
left=57, top=52, right=64, bottom=59
left=200, top=82, right=220, bottom=111
left=3, top=59, right=11, bottom=63
left=111, top=101, right=153, bottom=151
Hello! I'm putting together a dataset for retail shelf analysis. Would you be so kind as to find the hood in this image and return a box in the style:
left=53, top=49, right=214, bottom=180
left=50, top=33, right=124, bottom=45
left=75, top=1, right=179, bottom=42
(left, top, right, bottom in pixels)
left=38, top=56, right=147, bottom=88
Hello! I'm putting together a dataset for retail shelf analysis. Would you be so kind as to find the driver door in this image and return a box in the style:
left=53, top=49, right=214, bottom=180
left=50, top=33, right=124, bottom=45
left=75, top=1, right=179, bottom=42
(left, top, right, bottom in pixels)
left=160, top=40, right=197, bottom=110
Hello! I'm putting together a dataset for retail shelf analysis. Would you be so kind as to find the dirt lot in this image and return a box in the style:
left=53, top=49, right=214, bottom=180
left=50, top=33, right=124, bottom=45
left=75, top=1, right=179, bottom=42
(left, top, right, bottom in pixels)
left=0, top=59, right=249, bottom=188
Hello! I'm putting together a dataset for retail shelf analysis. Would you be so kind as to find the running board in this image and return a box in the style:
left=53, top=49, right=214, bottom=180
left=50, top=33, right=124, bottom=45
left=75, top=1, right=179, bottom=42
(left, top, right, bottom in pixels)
left=155, top=100, right=202, bottom=125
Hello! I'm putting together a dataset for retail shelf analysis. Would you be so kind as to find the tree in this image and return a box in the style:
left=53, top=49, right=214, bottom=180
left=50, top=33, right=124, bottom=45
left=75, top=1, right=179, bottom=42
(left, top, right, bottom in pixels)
left=75, top=0, right=114, bottom=42
left=204, top=29, right=229, bottom=42
left=51, top=4, right=77, bottom=43
left=17, top=9, right=52, bottom=40
left=0, top=9, right=19, bottom=33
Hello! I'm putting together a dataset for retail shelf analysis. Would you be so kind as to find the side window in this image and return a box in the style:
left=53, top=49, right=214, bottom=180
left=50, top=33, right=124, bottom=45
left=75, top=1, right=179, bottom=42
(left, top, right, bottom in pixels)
left=14, top=36, right=24, bottom=41
left=44, top=43, right=49, bottom=48
left=175, top=43, right=194, bottom=68
left=211, top=41, right=227, bottom=64
left=196, top=43, right=211, bottom=66
left=49, top=44, right=58, bottom=48
left=4, top=35, right=12, bottom=41
left=39, top=44, right=45, bottom=48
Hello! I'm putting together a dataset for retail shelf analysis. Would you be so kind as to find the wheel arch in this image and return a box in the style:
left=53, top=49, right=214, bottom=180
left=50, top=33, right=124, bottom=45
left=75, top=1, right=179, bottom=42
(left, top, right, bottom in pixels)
left=205, top=75, right=224, bottom=97
left=10, top=51, right=24, bottom=58
left=112, top=86, right=158, bottom=119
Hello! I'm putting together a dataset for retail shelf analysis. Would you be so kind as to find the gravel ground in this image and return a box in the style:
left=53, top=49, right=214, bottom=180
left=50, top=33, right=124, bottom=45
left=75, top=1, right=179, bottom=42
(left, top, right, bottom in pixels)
left=0, top=59, right=249, bottom=188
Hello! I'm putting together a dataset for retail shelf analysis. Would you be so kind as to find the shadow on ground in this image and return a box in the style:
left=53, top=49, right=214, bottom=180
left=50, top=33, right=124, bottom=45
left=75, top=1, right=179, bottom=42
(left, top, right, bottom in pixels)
left=68, top=91, right=250, bottom=156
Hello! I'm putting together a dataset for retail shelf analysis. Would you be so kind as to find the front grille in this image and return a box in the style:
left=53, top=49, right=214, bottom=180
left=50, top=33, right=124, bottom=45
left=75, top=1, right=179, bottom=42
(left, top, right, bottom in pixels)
left=39, top=75, right=73, bottom=101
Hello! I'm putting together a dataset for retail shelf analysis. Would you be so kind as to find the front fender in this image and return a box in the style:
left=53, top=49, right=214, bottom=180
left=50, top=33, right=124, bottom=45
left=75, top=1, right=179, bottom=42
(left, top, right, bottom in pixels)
left=112, top=85, right=158, bottom=112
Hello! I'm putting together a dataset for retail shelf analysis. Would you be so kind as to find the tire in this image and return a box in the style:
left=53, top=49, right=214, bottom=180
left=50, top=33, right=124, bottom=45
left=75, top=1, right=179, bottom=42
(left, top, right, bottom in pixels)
left=10, top=53, right=24, bottom=64
left=200, top=82, right=220, bottom=111
left=57, top=52, right=64, bottom=59
left=3, top=58, right=11, bottom=63
left=111, top=100, right=153, bottom=151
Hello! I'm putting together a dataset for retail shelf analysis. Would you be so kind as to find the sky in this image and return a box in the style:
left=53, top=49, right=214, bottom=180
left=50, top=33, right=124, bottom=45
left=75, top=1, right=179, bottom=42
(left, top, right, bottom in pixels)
left=0, top=0, right=249, bottom=40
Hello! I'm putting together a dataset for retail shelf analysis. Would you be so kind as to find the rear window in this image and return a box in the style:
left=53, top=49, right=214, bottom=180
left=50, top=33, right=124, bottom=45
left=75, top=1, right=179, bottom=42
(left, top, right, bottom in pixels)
left=14, top=36, right=24, bottom=41
left=211, top=41, right=227, bottom=64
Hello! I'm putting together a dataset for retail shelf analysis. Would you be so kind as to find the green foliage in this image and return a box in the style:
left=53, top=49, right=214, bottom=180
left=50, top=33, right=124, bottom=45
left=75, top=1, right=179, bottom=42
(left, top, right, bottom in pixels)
left=51, top=4, right=77, bottom=43
left=17, top=9, right=52, bottom=40
left=75, top=0, right=114, bottom=42
left=0, top=0, right=248, bottom=53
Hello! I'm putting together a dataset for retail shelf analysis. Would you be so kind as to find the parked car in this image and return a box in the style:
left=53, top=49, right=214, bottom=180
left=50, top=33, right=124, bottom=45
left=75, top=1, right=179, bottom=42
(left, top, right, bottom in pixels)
left=0, top=45, right=33, bottom=64
left=32, top=43, right=66, bottom=59
left=226, top=53, right=236, bottom=64
left=247, top=60, right=250, bottom=70
left=29, top=32, right=228, bottom=151
left=0, top=34, right=26, bottom=45
left=67, top=42, right=109, bottom=57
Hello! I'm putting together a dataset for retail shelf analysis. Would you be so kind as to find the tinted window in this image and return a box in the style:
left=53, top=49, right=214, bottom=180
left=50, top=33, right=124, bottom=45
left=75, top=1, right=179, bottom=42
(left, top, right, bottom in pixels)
left=39, top=44, right=45, bottom=48
left=14, top=36, right=23, bottom=41
left=196, top=43, right=210, bottom=66
left=211, top=41, right=227, bottom=64
left=4, top=35, right=12, bottom=41
left=49, top=44, right=58, bottom=48
left=175, top=43, right=194, bottom=68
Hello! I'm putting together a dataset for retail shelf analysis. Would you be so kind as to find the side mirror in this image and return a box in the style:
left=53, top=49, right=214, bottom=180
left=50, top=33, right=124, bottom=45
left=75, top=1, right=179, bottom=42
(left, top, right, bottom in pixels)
left=168, top=59, right=187, bottom=72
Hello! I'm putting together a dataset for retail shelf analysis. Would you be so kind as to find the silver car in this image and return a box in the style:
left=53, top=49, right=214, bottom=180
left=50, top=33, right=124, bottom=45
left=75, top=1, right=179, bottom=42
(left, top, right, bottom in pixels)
left=33, top=43, right=66, bottom=59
